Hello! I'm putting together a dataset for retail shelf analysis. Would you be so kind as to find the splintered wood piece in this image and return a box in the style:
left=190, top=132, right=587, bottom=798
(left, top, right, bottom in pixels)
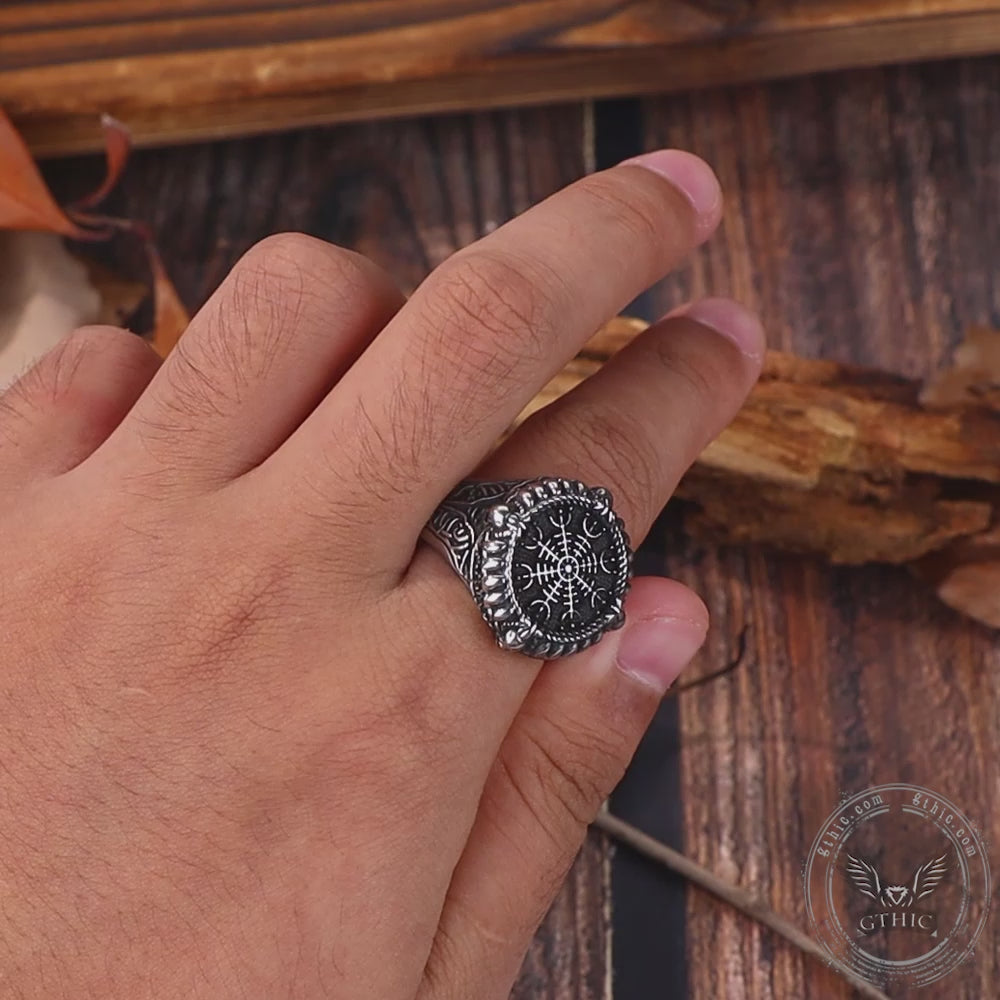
left=921, top=325, right=1000, bottom=411
left=520, top=317, right=1000, bottom=628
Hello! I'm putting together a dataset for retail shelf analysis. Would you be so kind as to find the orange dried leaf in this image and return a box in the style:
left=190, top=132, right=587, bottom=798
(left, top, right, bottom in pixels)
left=0, top=107, right=85, bottom=237
left=148, top=245, right=189, bottom=356
left=71, top=115, right=132, bottom=212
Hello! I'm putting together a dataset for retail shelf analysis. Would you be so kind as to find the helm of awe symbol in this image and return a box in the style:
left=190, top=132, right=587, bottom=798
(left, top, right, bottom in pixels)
left=475, top=478, right=632, bottom=659
left=515, top=506, right=618, bottom=629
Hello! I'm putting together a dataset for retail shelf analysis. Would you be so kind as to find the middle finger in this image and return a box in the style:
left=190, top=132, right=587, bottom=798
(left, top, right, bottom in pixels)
left=263, top=150, right=722, bottom=577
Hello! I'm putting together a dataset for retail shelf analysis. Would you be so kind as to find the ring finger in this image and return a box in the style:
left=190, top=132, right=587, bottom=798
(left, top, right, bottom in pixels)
left=415, top=300, right=763, bottom=996
left=396, top=295, right=764, bottom=761
left=486, top=297, right=765, bottom=538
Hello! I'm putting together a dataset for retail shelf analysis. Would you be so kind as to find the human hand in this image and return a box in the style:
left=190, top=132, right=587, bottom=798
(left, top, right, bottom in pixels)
left=0, top=149, right=763, bottom=999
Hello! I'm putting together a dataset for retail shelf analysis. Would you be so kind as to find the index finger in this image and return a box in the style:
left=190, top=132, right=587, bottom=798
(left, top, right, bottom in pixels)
left=269, top=150, right=722, bottom=575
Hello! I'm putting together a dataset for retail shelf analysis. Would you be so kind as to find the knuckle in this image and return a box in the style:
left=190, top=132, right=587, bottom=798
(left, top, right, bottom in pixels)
left=158, top=333, right=228, bottom=422
left=61, top=323, right=144, bottom=360
left=240, top=232, right=338, bottom=283
left=203, top=234, right=393, bottom=386
left=74, top=324, right=160, bottom=378
left=239, top=232, right=384, bottom=306
left=577, top=173, right=672, bottom=249
left=376, top=574, right=496, bottom=755
left=421, top=249, right=559, bottom=394
left=16, top=325, right=142, bottom=406
left=538, top=403, right=657, bottom=514
left=583, top=412, right=658, bottom=506
left=216, top=235, right=319, bottom=379
left=654, top=333, right=725, bottom=410
left=340, top=647, right=467, bottom=781
left=351, top=248, right=563, bottom=481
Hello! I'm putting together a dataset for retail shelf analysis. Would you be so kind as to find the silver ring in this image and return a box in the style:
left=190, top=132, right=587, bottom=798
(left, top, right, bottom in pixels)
left=422, top=478, right=633, bottom=659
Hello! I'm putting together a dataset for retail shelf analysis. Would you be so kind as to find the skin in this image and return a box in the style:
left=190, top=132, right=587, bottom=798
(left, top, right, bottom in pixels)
left=0, top=149, right=764, bottom=999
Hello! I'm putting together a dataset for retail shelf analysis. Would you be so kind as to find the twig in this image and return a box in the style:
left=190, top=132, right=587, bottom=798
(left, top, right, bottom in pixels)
left=669, top=624, right=748, bottom=696
left=593, top=811, right=891, bottom=1000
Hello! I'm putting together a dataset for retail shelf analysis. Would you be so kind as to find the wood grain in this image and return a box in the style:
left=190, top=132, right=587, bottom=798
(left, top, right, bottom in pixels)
left=9, top=1, right=1000, bottom=155
left=514, top=831, right=612, bottom=999
left=43, top=104, right=610, bottom=1000
left=631, top=57, right=1000, bottom=1000
left=36, top=58, right=1000, bottom=1000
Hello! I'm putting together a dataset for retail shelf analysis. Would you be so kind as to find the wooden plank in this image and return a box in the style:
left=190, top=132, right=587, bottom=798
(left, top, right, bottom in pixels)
left=514, top=831, right=612, bottom=999
left=591, top=98, right=691, bottom=1000
left=634, top=57, right=1000, bottom=999
left=8, top=1, right=1000, bottom=156
left=41, top=103, right=609, bottom=999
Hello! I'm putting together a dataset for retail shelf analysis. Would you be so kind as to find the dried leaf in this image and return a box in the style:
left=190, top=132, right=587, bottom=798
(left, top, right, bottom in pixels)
left=0, top=107, right=85, bottom=237
left=0, top=231, right=100, bottom=386
left=0, top=107, right=129, bottom=239
left=147, top=244, right=189, bottom=356
left=0, top=109, right=186, bottom=367
left=70, top=115, right=132, bottom=212
left=68, top=217, right=189, bottom=350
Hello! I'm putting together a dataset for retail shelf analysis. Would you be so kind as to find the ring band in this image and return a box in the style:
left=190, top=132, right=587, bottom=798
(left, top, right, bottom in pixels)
left=422, top=478, right=633, bottom=659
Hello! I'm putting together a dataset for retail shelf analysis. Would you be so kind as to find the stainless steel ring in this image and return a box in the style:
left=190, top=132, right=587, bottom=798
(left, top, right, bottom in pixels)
left=421, top=478, right=633, bottom=659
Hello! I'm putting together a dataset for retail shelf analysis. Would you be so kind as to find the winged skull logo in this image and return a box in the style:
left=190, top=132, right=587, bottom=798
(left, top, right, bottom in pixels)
left=846, top=854, right=949, bottom=908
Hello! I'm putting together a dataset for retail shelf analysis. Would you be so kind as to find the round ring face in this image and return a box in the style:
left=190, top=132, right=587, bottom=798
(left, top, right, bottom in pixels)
left=477, top=479, right=631, bottom=658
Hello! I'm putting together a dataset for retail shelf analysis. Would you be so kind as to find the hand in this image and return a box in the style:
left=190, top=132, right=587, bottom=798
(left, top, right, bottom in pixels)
left=0, top=149, right=763, bottom=999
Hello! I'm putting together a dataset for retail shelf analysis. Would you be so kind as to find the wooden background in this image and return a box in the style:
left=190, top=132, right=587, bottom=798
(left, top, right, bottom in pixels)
left=9, top=0, right=1000, bottom=155
left=44, top=55, right=1000, bottom=999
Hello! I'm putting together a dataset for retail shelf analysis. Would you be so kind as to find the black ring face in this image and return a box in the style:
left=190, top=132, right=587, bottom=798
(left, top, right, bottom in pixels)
left=476, top=479, right=631, bottom=658
left=511, top=496, right=624, bottom=638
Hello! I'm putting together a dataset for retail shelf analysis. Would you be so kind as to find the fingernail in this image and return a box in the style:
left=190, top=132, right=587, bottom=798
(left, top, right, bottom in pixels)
left=674, top=297, right=766, bottom=362
left=620, top=149, right=722, bottom=223
left=615, top=616, right=707, bottom=694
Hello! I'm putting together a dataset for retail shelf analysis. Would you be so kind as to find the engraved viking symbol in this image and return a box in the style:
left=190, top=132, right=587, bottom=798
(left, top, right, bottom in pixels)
left=846, top=854, right=949, bottom=909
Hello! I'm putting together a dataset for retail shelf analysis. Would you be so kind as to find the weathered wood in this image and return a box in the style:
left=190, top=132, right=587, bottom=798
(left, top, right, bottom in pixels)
left=33, top=56, right=1000, bottom=999
left=8, top=1, right=1000, bottom=155
left=43, top=104, right=610, bottom=1000
left=524, top=319, right=1000, bottom=627
left=637, top=58, right=1000, bottom=1000
left=514, top=831, right=612, bottom=999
